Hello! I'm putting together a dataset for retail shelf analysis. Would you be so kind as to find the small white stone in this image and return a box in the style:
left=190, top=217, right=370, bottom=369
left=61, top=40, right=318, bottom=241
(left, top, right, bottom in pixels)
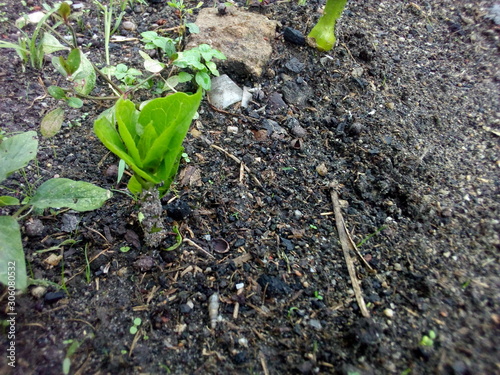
left=227, top=126, right=239, bottom=134
left=235, top=283, right=244, bottom=290
left=384, top=308, right=395, bottom=318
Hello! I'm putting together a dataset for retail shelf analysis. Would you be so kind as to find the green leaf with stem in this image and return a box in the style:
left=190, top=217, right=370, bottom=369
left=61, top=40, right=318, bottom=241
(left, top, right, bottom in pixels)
left=307, top=0, right=348, bottom=51
left=0, top=131, right=38, bottom=184
left=0, top=216, right=27, bottom=290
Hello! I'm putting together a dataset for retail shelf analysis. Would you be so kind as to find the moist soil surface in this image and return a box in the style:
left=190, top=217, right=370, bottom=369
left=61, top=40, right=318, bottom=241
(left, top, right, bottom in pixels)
left=1, top=1, right=499, bottom=374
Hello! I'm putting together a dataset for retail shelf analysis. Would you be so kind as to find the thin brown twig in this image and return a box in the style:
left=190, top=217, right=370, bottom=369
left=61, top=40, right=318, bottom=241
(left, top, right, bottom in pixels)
left=330, top=187, right=370, bottom=318
left=183, top=238, right=215, bottom=259
left=211, top=144, right=263, bottom=187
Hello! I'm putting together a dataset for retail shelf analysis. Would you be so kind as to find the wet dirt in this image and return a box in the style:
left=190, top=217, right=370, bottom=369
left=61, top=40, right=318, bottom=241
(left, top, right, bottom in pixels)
left=0, top=0, right=499, bottom=374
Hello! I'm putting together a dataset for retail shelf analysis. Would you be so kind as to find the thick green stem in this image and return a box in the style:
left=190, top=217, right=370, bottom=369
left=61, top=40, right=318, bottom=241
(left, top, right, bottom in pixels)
left=307, top=0, right=348, bottom=51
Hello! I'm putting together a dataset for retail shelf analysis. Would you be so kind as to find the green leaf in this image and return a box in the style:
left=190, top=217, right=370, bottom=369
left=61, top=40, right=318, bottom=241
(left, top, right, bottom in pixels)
left=29, top=178, right=112, bottom=212
left=205, top=61, right=219, bottom=76
left=57, top=2, right=71, bottom=21
left=138, top=88, right=202, bottom=169
left=66, top=97, right=84, bottom=108
left=41, top=33, right=67, bottom=55
left=70, top=51, right=96, bottom=95
left=177, top=71, right=193, bottom=83
left=0, top=131, right=38, bottom=184
left=40, top=108, right=64, bottom=138
left=127, top=175, right=143, bottom=195
left=186, top=23, right=199, bottom=34
left=115, top=99, right=143, bottom=167
left=51, top=56, right=69, bottom=77
left=48, top=85, right=67, bottom=100
left=139, top=50, right=165, bottom=73
left=0, top=216, right=27, bottom=290
left=195, top=71, right=211, bottom=90
left=0, top=196, right=20, bottom=207
left=62, top=357, right=71, bottom=375
left=164, top=225, right=183, bottom=251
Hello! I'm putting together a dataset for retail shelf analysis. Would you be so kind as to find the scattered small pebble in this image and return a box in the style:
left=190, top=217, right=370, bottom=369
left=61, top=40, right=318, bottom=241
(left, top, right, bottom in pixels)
left=291, top=124, right=307, bottom=138
left=31, top=286, right=47, bottom=299
left=316, top=163, right=328, bottom=176
left=44, top=291, right=66, bottom=304
left=227, top=126, right=238, bottom=134
left=24, top=218, right=44, bottom=237
left=384, top=308, right=395, bottom=318
left=308, top=319, right=322, bottom=330
left=122, top=20, right=137, bottom=31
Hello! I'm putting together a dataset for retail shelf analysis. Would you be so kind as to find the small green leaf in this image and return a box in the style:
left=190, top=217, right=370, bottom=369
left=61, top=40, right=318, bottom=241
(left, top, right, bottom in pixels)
left=29, top=178, right=112, bottom=212
left=186, top=23, right=199, bottom=34
left=0, top=131, right=38, bottom=184
left=177, top=71, right=193, bottom=83
left=0, top=196, right=20, bottom=206
left=164, top=225, right=182, bottom=251
left=195, top=71, right=211, bottom=90
left=130, top=326, right=138, bottom=334
left=139, top=50, right=165, bottom=73
left=71, top=51, right=96, bottom=95
left=117, top=159, right=126, bottom=184
left=0, top=216, right=27, bottom=290
left=133, top=318, right=142, bottom=326
left=40, top=108, right=64, bottom=138
left=66, top=97, right=84, bottom=108
left=41, top=33, right=68, bottom=55
left=57, top=2, right=71, bottom=21
left=62, top=357, right=71, bottom=375
left=48, top=85, right=67, bottom=100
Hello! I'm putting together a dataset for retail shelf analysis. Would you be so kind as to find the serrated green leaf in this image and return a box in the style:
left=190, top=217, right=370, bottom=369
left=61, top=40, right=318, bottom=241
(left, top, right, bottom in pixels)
left=0, top=216, right=27, bottom=290
left=41, top=108, right=64, bottom=138
left=29, top=178, right=112, bottom=211
left=0, top=196, right=20, bottom=206
left=48, top=85, right=67, bottom=100
left=0, top=131, right=38, bottom=184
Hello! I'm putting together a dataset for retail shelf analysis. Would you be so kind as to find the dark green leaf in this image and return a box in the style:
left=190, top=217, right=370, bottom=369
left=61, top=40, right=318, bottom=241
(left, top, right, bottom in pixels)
left=66, top=48, right=81, bottom=75
left=29, top=178, right=112, bottom=211
left=57, top=2, right=71, bottom=21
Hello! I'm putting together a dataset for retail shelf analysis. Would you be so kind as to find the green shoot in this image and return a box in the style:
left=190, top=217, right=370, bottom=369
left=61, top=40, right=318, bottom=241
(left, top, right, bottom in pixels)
left=307, top=0, right=348, bottom=51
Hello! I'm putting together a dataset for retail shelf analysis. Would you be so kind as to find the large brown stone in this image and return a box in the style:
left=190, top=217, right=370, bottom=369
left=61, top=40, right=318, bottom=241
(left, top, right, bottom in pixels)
left=186, top=8, right=277, bottom=78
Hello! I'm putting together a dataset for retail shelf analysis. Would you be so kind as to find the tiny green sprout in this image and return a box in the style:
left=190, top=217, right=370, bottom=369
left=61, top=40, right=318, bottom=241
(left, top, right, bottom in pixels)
left=138, top=212, right=145, bottom=223
left=307, top=0, right=348, bottom=51
left=309, top=224, right=318, bottom=230
left=121, top=349, right=128, bottom=355
left=461, top=279, right=471, bottom=289
left=313, top=291, right=323, bottom=300
left=120, top=246, right=131, bottom=253
left=181, top=152, right=190, bottom=163
left=130, top=317, right=142, bottom=334
left=287, top=306, right=299, bottom=318
left=420, top=330, right=437, bottom=346
left=401, top=369, right=412, bottom=375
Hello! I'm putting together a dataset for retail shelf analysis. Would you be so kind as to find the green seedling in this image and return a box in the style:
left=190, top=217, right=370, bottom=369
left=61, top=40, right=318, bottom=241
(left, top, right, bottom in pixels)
left=102, top=63, right=143, bottom=87
left=307, top=0, right=348, bottom=51
left=313, top=291, right=323, bottom=300
left=181, top=152, right=190, bottom=163
left=167, top=0, right=202, bottom=37
left=62, top=339, right=81, bottom=375
left=141, top=31, right=178, bottom=59
left=130, top=317, right=142, bottom=334
left=287, top=306, right=299, bottom=319
left=94, top=88, right=202, bottom=196
left=0, top=131, right=112, bottom=290
left=84, top=244, right=91, bottom=283
left=172, top=44, right=226, bottom=91
left=309, top=224, right=318, bottom=230
left=120, top=246, right=131, bottom=253
left=419, top=330, right=437, bottom=347
left=356, top=225, right=387, bottom=247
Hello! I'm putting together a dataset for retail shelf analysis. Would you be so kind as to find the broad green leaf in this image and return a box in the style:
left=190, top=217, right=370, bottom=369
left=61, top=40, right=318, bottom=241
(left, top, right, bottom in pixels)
left=137, top=121, right=158, bottom=161
left=66, top=97, right=84, bottom=108
left=0, top=216, right=27, bottom=290
left=115, top=99, right=142, bottom=167
left=41, top=107, right=64, bottom=138
left=0, top=196, right=20, bottom=206
left=94, top=112, right=157, bottom=185
left=0, top=131, right=38, bottom=184
left=195, top=71, right=211, bottom=90
left=48, top=85, right=67, bottom=100
left=29, top=178, right=112, bottom=211
left=139, top=88, right=202, bottom=169
left=177, top=71, right=193, bottom=83
left=41, top=33, right=67, bottom=55
left=71, top=51, right=96, bottom=95
left=165, top=75, right=180, bottom=90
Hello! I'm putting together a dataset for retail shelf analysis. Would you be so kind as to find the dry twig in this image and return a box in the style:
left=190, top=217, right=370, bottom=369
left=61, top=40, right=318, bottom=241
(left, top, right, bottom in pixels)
left=330, top=187, right=370, bottom=318
left=211, top=144, right=263, bottom=187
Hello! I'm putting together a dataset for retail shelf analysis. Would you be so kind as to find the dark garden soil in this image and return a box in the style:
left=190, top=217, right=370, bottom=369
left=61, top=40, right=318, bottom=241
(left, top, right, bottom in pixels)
left=1, top=0, right=499, bottom=374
